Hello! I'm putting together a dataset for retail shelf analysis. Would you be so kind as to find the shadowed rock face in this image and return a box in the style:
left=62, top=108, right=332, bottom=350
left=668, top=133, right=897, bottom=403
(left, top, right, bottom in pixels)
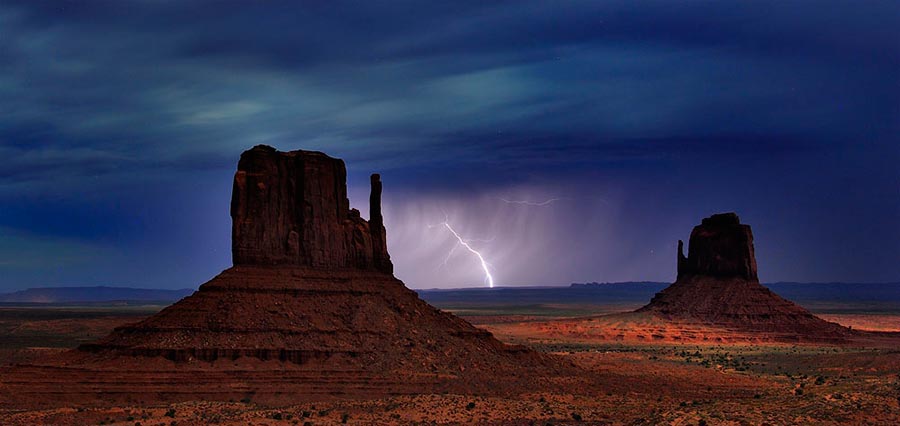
left=231, top=145, right=392, bottom=273
left=677, top=212, right=757, bottom=281
left=642, top=212, right=850, bottom=341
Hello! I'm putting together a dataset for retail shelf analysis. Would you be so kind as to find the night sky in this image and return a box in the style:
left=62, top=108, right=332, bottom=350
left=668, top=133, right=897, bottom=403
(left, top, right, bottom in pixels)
left=1, top=1, right=898, bottom=291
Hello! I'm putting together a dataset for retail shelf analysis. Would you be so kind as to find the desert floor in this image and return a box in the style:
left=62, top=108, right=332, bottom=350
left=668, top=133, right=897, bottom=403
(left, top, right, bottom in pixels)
left=1, top=304, right=898, bottom=425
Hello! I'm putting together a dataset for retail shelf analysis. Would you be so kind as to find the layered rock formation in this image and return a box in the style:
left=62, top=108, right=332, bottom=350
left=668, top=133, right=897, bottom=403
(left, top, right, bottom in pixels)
left=231, top=145, right=391, bottom=272
left=640, top=213, right=851, bottom=342
left=0, top=145, right=570, bottom=407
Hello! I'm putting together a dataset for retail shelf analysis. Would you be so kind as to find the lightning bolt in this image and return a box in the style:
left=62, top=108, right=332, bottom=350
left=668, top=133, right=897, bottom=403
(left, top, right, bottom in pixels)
left=431, top=217, right=495, bottom=288
left=438, top=241, right=460, bottom=269
left=498, top=197, right=562, bottom=206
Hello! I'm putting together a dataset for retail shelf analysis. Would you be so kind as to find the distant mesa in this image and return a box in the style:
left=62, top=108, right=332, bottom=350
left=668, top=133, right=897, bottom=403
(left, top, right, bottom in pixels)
left=638, top=212, right=851, bottom=342
left=0, top=286, right=193, bottom=304
left=0, top=145, right=570, bottom=407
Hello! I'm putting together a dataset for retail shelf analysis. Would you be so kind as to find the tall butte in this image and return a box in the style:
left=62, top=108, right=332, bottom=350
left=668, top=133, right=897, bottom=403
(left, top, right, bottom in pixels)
left=1, top=145, right=569, bottom=407
left=637, top=212, right=851, bottom=342
left=230, top=146, right=392, bottom=272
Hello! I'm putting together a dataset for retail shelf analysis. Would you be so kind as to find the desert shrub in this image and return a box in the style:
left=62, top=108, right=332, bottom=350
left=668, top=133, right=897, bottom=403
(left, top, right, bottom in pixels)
left=164, top=408, right=176, bottom=418
left=341, top=413, right=350, bottom=423
left=571, top=412, right=583, bottom=421
left=466, top=402, right=476, bottom=410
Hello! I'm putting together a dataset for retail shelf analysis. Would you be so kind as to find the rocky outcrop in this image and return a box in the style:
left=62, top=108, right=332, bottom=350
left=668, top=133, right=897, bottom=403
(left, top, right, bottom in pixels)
left=79, top=145, right=555, bottom=369
left=231, top=145, right=391, bottom=273
left=0, top=145, right=572, bottom=407
left=640, top=213, right=851, bottom=342
left=677, top=212, right=757, bottom=280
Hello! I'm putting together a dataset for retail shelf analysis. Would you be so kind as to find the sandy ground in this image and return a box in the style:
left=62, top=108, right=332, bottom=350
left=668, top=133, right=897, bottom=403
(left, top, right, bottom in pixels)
left=819, top=314, right=900, bottom=332
left=1, top=308, right=899, bottom=425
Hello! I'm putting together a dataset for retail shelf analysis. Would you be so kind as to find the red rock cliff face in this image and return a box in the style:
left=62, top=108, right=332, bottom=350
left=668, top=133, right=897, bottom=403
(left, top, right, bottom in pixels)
left=230, top=145, right=392, bottom=273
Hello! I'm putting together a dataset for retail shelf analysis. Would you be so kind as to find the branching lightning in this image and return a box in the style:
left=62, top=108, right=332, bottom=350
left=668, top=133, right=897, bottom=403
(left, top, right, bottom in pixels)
left=430, top=215, right=495, bottom=288
left=498, top=197, right=562, bottom=206
left=442, top=221, right=494, bottom=288
left=438, top=241, right=460, bottom=269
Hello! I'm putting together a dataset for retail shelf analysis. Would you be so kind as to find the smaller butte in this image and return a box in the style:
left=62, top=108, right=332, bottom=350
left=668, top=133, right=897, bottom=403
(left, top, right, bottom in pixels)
left=636, top=212, right=852, bottom=342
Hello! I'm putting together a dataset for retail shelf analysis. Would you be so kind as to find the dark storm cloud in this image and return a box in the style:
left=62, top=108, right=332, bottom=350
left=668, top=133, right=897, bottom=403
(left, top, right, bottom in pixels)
left=2, top=1, right=895, bottom=178
left=0, top=1, right=897, bottom=289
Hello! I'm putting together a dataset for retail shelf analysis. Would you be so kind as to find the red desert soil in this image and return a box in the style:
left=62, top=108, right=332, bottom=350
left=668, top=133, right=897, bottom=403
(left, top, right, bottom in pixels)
left=2, top=339, right=899, bottom=425
left=1, top=309, right=900, bottom=425
left=482, top=311, right=900, bottom=347
left=818, top=314, right=900, bottom=332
